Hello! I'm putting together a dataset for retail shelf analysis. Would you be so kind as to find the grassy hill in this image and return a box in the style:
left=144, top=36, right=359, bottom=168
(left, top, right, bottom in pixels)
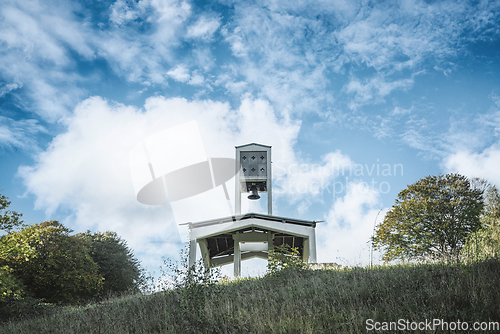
left=1, top=259, right=500, bottom=333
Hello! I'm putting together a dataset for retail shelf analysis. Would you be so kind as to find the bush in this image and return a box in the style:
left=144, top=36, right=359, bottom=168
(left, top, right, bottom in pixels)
left=0, top=266, right=26, bottom=302
left=0, top=221, right=103, bottom=304
left=0, top=296, right=56, bottom=323
left=267, top=244, right=308, bottom=275
left=76, top=231, right=145, bottom=296
left=159, top=245, right=221, bottom=291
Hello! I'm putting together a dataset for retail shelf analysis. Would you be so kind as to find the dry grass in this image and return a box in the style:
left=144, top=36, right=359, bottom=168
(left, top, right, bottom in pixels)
left=1, top=259, right=500, bottom=333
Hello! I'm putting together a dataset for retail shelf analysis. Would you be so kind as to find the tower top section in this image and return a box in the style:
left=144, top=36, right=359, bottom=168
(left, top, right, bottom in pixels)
left=235, top=143, right=271, bottom=149
left=235, top=143, right=272, bottom=215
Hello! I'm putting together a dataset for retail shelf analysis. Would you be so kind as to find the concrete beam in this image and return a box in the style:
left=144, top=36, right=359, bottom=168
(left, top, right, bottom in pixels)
left=309, top=228, right=317, bottom=263
left=198, top=238, right=211, bottom=270
left=211, top=251, right=269, bottom=267
left=190, top=218, right=314, bottom=240
left=233, top=233, right=241, bottom=277
left=267, top=232, right=274, bottom=254
left=238, top=231, right=269, bottom=242
left=303, top=238, right=309, bottom=263
left=188, top=238, right=196, bottom=269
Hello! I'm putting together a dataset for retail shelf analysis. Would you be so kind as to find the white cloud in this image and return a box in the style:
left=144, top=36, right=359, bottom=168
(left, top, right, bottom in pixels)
left=444, top=146, right=500, bottom=187
left=97, top=0, right=192, bottom=85
left=110, top=0, right=140, bottom=26
left=188, top=72, right=204, bottom=85
left=186, top=16, right=220, bottom=39
left=401, top=128, right=445, bottom=160
left=223, top=27, right=248, bottom=58
left=344, top=76, right=414, bottom=109
left=390, top=106, right=413, bottom=116
left=4, top=0, right=500, bottom=276
left=478, top=109, right=500, bottom=138
left=167, top=65, right=190, bottom=83
left=398, top=95, right=500, bottom=160
left=215, top=0, right=500, bottom=118
left=0, top=82, right=21, bottom=98
left=0, top=0, right=194, bottom=121
left=318, top=181, right=384, bottom=266
left=18, top=96, right=302, bottom=272
left=0, top=116, right=46, bottom=151
left=0, top=0, right=92, bottom=120
left=18, top=93, right=389, bottom=274
left=224, top=80, right=247, bottom=95
left=191, top=47, right=216, bottom=71
left=274, top=150, right=354, bottom=203
left=1, top=5, right=67, bottom=65
left=2, top=0, right=499, bottom=134
left=334, top=0, right=481, bottom=74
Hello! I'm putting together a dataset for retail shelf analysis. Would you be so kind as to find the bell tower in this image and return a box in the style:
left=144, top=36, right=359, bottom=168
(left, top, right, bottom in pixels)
left=235, top=143, right=272, bottom=215
left=184, top=142, right=317, bottom=277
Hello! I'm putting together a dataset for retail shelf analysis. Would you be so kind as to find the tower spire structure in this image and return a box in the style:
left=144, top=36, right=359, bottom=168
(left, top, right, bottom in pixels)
left=235, top=143, right=272, bottom=215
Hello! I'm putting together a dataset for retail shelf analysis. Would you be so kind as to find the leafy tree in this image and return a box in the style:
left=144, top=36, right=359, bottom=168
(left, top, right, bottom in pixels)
left=76, top=231, right=144, bottom=295
left=481, top=184, right=500, bottom=223
left=0, top=221, right=103, bottom=304
left=373, top=173, right=484, bottom=263
left=159, top=244, right=221, bottom=292
left=0, top=191, right=24, bottom=233
left=0, top=191, right=27, bottom=304
left=0, top=265, right=26, bottom=302
left=462, top=185, right=500, bottom=262
left=267, top=244, right=307, bottom=275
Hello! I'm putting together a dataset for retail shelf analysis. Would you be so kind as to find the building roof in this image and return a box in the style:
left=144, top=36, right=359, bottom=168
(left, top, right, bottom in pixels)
left=180, top=212, right=318, bottom=229
left=235, top=143, right=272, bottom=149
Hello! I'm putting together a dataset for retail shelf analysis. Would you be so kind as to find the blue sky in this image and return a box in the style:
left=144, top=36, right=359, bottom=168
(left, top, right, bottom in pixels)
left=1, top=0, right=500, bottom=277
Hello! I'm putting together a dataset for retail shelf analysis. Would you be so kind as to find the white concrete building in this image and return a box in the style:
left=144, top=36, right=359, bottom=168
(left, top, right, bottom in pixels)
left=184, top=143, right=318, bottom=277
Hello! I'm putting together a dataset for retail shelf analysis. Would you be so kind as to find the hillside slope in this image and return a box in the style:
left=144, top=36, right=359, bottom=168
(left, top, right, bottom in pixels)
left=2, top=259, right=500, bottom=333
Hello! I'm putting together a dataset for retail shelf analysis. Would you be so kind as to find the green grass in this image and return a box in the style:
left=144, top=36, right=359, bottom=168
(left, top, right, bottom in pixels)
left=1, top=259, right=500, bottom=333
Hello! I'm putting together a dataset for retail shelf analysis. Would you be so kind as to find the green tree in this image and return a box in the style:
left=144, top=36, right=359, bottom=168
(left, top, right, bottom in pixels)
left=0, top=221, right=103, bottom=303
left=0, top=265, right=26, bottom=302
left=461, top=185, right=500, bottom=262
left=481, top=184, right=500, bottom=223
left=373, top=173, right=484, bottom=263
left=0, top=191, right=23, bottom=233
left=267, top=244, right=307, bottom=275
left=0, top=191, right=28, bottom=302
left=76, top=231, right=144, bottom=295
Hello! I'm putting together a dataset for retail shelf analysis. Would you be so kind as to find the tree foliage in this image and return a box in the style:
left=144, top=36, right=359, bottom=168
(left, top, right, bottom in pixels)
left=373, top=173, right=484, bottom=263
left=159, top=245, right=221, bottom=292
left=0, top=191, right=24, bottom=233
left=76, top=231, right=144, bottom=295
left=461, top=185, right=500, bottom=262
left=0, top=191, right=28, bottom=306
left=0, top=191, right=146, bottom=309
left=481, top=184, right=500, bottom=224
left=267, top=244, right=307, bottom=275
left=0, top=265, right=26, bottom=302
left=0, top=221, right=103, bottom=304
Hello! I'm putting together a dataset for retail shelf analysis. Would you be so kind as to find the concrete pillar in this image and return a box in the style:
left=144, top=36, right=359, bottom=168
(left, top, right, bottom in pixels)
left=189, top=238, right=197, bottom=269
left=303, top=238, right=309, bottom=263
left=309, top=229, right=317, bottom=263
left=198, top=239, right=211, bottom=270
left=233, top=232, right=241, bottom=277
left=267, top=156, right=272, bottom=215
left=235, top=185, right=241, bottom=215
left=267, top=232, right=274, bottom=255
left=235, top=150, right=241, bottom=215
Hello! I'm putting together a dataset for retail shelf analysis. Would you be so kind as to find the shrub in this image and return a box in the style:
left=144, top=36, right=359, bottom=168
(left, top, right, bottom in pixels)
left=267, top=244, right=308, bottom=275
left=1, top=221, right=103, bottom=304
left=76, top=231, right=145, bottom=296
left=0, top=265, right=26, bottom=302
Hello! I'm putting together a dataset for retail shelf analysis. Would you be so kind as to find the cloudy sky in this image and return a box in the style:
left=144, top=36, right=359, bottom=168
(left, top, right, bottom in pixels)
left=1, top=0, right=500, bottom=277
